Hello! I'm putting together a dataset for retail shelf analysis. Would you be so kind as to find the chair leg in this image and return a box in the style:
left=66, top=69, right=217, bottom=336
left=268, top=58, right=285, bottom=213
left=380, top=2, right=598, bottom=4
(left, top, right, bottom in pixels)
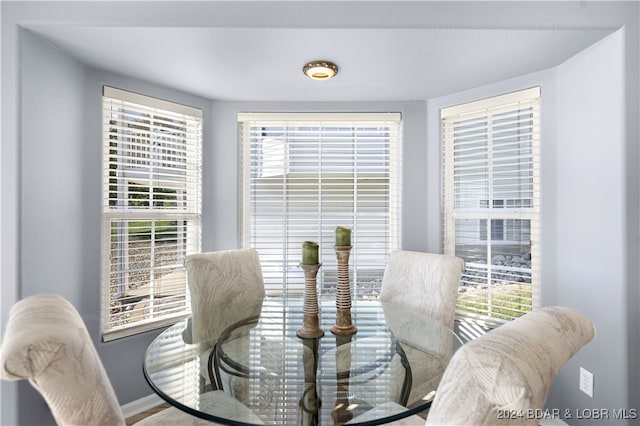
left=397, top=343, right=412, bottom=407
left=212, top=345, right=225, bottom=390
left=207, top=345, right=220, bottom=391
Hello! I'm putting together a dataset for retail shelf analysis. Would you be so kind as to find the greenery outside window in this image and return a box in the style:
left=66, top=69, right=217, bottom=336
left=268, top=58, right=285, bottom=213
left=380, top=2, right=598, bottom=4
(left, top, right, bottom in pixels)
left=101, top=87, right=202, bottom=341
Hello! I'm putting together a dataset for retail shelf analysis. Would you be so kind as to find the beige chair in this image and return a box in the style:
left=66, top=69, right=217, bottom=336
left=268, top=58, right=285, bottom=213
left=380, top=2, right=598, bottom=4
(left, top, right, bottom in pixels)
left=379, top=250, right=465, bottom=406
left=380, top=250, right=465, bottom=329
left=184, top=249, right=266, bottom=391
left=185, top=249, right=302, bottom=422
left=425, top=306, right=596, bottom=425
left=0, top=294, right=263, bottom=425
left=184, top=249, right=265, bottom=346
left=335, top=251, right=465, bottom=418
left=353, top=306, right=595, bottom=426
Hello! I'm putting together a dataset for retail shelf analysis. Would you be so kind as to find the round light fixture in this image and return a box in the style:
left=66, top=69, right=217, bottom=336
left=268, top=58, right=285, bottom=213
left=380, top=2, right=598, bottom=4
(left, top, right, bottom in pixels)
left=303, top=60, right=339, bottom=80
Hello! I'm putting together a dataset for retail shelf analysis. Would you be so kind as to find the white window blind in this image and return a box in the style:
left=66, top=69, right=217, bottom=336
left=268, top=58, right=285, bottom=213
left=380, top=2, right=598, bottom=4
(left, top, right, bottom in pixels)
left=239, top=113, right=401, bottom=299
left=102, top=86, right=202, bottom=341
left=442, top=87, right=540, bottom=322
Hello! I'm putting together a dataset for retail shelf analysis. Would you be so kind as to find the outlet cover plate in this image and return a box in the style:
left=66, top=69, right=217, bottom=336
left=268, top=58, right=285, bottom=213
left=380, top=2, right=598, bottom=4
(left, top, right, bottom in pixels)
left=580, top=367, right=593, bottom=398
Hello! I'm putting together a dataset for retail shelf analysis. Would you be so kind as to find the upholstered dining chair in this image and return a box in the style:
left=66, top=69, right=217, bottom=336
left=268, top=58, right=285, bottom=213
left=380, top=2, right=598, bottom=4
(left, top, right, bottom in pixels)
left=184, top=249, right=265, bottom=345
left=183, top=248, right=265, bottom=391
left=425, top=305, right=596, bottom=425
left=379, top=250, right=465, bottom=329
left=329, top=251, right=465, bottom=412
left=0, top=293, right=263, bottom=426
left=350, top=306, right=595, bottom=426
left=379, top=250, right=465, bottom=406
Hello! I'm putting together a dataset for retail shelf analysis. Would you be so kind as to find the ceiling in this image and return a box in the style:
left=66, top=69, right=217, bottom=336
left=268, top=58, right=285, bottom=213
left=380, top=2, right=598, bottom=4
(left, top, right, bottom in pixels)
left=26, top=3, right=612, bottom=102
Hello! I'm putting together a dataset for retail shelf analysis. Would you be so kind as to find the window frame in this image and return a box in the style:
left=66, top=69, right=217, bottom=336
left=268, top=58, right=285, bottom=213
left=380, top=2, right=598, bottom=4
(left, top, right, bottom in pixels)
left=441, top=87, right=540, bottom=323
left=101, top=86, right=202, bottom=341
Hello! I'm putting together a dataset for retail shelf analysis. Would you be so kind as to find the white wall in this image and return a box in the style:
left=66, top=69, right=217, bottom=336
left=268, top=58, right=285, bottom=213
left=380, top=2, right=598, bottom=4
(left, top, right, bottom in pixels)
left=1, top=6, right=22, bottom=425
left=21, top=30, right=87, bottom=309
left=17, top=28, right=88, bottom=425
left=549, top=28, right=629, bottom=419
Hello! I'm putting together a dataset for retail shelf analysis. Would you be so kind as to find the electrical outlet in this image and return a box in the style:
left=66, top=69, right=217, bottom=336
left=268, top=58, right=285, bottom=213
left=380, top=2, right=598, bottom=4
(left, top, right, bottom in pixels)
left=580, top=367, right=593, bottom=398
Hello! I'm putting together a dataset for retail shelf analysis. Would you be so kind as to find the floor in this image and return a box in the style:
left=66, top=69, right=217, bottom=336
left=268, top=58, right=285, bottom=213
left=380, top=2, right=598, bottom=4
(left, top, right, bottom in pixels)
left=125, top=402, right=171, bottom=425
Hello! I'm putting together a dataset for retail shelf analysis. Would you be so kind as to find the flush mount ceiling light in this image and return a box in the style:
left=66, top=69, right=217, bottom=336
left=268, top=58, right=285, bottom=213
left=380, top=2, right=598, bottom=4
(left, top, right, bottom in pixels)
left=303, top=60, right=339, bottom=80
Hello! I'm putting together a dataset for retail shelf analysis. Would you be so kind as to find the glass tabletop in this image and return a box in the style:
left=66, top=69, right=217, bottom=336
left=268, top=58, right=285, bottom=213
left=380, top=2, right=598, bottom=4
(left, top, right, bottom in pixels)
left=143, top=297, right=462, bottom=425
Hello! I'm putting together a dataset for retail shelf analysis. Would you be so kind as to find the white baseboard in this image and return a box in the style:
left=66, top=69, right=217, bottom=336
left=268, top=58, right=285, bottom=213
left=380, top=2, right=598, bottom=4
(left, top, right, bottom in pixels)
left=121, top=394, right=164, bottom=419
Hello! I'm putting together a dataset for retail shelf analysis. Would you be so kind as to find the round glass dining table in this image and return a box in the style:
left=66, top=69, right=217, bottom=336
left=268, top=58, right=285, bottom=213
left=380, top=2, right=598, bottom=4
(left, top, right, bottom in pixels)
left=143, top=297, right=462, bottom=425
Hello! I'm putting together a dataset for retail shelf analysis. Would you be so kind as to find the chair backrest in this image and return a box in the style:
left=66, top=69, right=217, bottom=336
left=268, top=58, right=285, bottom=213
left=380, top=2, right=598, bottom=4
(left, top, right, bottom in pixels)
left=0, top=294, right=125, bottom=426
left=185, top=249, right=265, bottom=344
left=425, top=306, right=596, bottom=426
left=379, top=250, right=465, bottom=328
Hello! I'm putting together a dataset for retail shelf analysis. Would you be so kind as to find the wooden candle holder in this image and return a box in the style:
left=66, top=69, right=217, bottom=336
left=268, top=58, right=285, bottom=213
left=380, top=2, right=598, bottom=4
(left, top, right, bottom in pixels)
left=331, top=246, right=357, bottom=335
left=297, top=263, right=325, bottom=339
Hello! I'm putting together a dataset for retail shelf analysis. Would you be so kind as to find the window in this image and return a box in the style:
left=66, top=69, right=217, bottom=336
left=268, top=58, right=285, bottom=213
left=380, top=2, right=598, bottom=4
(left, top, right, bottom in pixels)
left=239, top=113, right=401, bottom=299
left=442, top=87, right=540, bottom=322
left=102, top=87, right=201, bottom=341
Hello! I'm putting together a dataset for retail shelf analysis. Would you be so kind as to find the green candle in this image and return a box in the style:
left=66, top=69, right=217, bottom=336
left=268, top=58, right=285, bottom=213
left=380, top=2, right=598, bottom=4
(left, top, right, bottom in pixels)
left=302, top=241, right=319, bottom=265
left=335, top=226, right=351, bottom=246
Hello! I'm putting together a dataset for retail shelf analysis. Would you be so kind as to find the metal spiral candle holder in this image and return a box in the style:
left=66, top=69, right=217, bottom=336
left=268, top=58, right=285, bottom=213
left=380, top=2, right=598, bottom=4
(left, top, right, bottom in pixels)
left=297, top=263, right=325, bottom=339
left=331, top=246, right=357, bottom=335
